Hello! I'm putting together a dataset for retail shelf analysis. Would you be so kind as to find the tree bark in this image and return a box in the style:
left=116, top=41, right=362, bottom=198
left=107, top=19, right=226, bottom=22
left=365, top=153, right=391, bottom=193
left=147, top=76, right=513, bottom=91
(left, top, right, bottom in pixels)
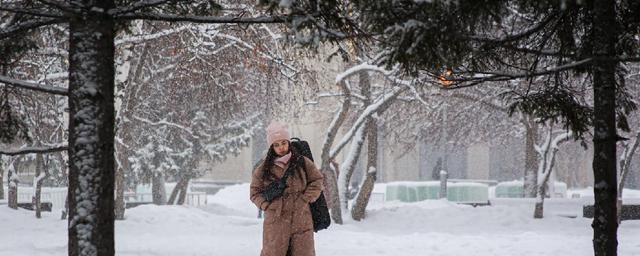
left=114, top=25, right=150, bottom=221
left=617, top=132, right=639, bottom=223
left=34, top=150, right=45, bottom=218
left=533, top=148, right=556, bottom=219
left=0, top=158, right=4, bottom=200
left=8, top=181, right=17, bottom=209
left=590, top=1, right=618, bottom=254
left=167, top=179, right=179, bottom=205
left=534, top=128, right=570, bottom=219
left=533, top=182, right=547, bottom=219
left=168, top=177, right=189, bottom=205
left=61, top=191, right=69, bottom=220
left=176, top=177, right=189, bottom=205
left=67, top=2, right=116, bottom=255
left=338, top=124, right=367, bottom=213
left=351, top=117, right=378, bottom=221
left=151, top=172, right=167, bottom=205
left=8, top=161, right=17, bottom=209
left=114, top=167, right=125, bottom=220
left=319, top=80, right=351, bottom=225
left=524, top=116, right=538, bottom=198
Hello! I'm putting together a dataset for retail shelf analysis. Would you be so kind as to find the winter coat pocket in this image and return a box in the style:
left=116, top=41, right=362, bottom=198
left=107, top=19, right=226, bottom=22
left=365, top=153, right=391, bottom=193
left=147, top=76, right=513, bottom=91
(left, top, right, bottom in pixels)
left=264, top=209, right=277, bottom=224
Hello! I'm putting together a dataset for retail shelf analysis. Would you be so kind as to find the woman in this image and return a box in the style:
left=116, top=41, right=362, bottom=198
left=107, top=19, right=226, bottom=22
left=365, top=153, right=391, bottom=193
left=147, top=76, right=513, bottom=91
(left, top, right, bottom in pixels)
left=250, top=121, right=324, bottom=256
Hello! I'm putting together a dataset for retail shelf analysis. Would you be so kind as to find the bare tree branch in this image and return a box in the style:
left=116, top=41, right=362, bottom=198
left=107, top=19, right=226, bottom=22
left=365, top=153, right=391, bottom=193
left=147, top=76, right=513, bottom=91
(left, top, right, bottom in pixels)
left=440, top=56, right=640, bottom=90
left=34, top=0, right=77, bottom=13
left=0, top=74, right=68, bottom=96
left=449, top=92, right=508, bottom=112
left=329, top=85, right=407, bottom=159
left=468, top=12, right=558, bottom=44
left=0, top=145, right=68, bottom=156
left=107, top=0, right=171, bottom=16
left=442, top=58, right=594, bottom=90
left=0, top=17, right=65, bottom=39
left=501, top=45, right=572, bottom=57
left=114, top=13, right=289, bottom=24
left=0, top=5, right=64, bottom=18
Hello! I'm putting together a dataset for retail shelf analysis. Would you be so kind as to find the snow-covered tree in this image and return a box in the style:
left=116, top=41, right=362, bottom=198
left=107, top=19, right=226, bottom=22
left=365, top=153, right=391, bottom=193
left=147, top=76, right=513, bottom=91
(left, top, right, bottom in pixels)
left=617, top=63, right=640, bottom=223
left=349, top=2, right=640, bottom=254
left=0, top=0, right=355, bottom=254
left=532, top=123, right=573, bottom=218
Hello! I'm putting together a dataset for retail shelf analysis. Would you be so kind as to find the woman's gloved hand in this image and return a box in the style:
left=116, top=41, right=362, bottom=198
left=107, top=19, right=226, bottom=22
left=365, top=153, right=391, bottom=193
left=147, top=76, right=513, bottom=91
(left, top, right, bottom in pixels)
left=262, top=179, right=286, bottom=202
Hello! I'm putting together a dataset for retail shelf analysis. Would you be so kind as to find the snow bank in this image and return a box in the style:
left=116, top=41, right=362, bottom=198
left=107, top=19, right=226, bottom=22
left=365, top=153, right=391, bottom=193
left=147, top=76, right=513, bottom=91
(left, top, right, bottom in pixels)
left=202, top=183, right=258, bottom=218
left=1, top=182, right=639, bottom=256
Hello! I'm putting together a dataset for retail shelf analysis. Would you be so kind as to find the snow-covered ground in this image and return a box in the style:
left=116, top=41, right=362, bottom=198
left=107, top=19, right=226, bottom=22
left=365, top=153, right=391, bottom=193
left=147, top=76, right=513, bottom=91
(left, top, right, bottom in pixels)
left=1, top=184, right=640, bottom=256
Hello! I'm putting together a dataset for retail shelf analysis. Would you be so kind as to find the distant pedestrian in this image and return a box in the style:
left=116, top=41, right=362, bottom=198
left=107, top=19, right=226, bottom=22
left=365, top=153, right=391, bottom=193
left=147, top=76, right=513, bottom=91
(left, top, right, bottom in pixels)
left=432, top=157, right=443, bottom=180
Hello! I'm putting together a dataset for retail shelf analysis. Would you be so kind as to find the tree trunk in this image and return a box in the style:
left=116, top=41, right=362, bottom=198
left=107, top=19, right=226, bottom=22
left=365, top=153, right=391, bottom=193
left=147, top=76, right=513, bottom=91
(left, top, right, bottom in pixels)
left=8, top=163, right=17, bottom=209
left=533, top=182, right=547, bottom=219
left=176, top=177, right=190, bottom=205
left=67, top=2, right=116, bottom=255
left=114, top=167, right=125, bottom=220
left=319, top=80, right=351, bottom=225
left=590, top=1, right=618, bottom=254
left=168, top=177, right=189, bottom=205
left=151, top=172, right=167, bottom=205
left=167, top=179, right=179, bottom=205
left=113, top=27, right=145, bottom=221
left=34, top=150, right=45, bottom=218
left=524, top=117, right=538, bottom=198
left=617, top=132, right=639, bottom=224
left=0, top=159, right=4, bottom=200
left=338, top=124, right=367, bottom=213
left=351, top=117, right=378, bottom=221
left=61, top=191, right=69, bottom=220
left=323, top=167, right=342, bottom=223
left=8, top=183, right=17, bottom=209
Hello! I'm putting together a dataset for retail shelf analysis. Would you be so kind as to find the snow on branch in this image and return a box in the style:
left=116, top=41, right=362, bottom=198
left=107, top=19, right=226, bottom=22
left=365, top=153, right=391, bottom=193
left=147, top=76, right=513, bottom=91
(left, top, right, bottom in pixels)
left=320, top=81, right=352, bottom=163
left=115, top=25, right=191, bottom=46
left=132, top=115, right=195, bottom=137
left=114, top=13, right=289, bottom=24
left=0, top=74, right=68, bottom=96
left=214, top=33, right=299, bottom=73
left=0, top=17, right=64, bottom=39
left=327, top=62, right=412, bottom=159
left=107, top=0, right=171, bottom=16
left=445, top=58, right=594, bottom=89
left=336, top=62, right=415, bottom=90
left=335, top=63, right=391, bottom=84
left=202, top=113, right=262, bottom=162
left=329, top=86, right=407, bottom=159
left=468, top=12, right=558, bottom=44
left=449, top=93, right=508, bottom=112
left=0, top=144, right=68, bottom=156
left=34, top=0, right=77, bottom=13
left=537, top=127, right=572, bottom=180
left=0, top=5, right=64, bottom=18
left=550, top=130, right=573, bottom=150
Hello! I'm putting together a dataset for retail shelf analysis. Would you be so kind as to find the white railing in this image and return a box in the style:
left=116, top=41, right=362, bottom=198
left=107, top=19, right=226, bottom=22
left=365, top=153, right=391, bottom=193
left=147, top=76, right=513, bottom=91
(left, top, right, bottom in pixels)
left=186, top=192, right=207, bottom=206
left=2, top=186, right=207, bottom=209
left=3, top=186, right=68, bottom=209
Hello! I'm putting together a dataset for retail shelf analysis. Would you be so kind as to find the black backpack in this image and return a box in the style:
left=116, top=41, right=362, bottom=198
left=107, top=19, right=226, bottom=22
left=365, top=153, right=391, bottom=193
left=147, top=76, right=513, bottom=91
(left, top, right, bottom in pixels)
left=290, top=137, right=331, bottom=232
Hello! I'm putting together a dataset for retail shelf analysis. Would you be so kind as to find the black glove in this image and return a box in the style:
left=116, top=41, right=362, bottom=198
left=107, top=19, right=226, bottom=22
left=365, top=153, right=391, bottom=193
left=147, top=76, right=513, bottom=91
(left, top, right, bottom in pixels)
left=262, top=179, right=286, bottom=202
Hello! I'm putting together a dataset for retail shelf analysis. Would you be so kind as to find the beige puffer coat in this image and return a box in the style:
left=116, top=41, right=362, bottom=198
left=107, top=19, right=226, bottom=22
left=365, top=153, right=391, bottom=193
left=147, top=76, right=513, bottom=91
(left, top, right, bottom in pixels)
left=250, top=155, right=324, bottom=256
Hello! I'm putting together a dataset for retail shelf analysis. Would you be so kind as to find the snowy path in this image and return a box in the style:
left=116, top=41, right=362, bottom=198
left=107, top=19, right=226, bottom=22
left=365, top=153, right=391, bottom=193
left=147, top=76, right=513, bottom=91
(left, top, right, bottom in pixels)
left=1, top=184, right=639, bottom=256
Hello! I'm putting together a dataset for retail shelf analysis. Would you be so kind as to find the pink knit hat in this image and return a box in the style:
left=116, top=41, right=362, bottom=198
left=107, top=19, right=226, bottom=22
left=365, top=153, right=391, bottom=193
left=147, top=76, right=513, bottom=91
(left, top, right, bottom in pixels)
left=266, top=121, right=290, bottom=146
